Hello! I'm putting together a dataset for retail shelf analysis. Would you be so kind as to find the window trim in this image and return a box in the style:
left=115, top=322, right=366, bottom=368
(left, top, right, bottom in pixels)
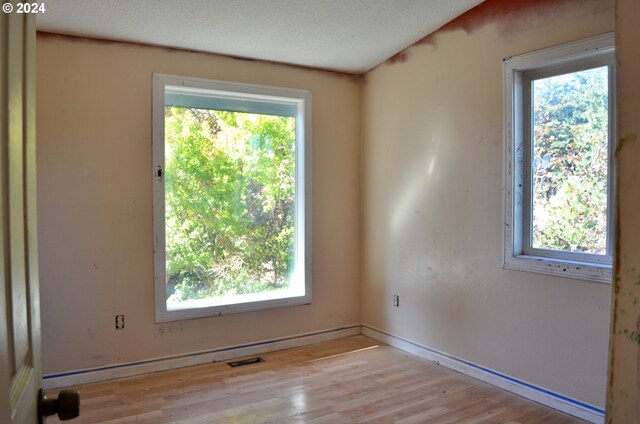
left=152, top=74, right=312, bottom=322
left=503, top=33, right=615, bottom=284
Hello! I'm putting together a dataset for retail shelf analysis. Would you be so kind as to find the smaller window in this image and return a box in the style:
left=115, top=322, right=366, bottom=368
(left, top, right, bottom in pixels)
left=503, top=33, right=615, bottom=283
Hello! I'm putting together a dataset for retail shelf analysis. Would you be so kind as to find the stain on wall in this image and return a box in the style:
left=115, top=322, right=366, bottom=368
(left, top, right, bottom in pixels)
left=385, top=51, right=409, bottom=65
left=362, top=0, right=614, bottom=409
left=379, top=0, right=613, bottom=68
left=616, top=133, right=637, bottom=157
left=36, top=31, right=362, bottom=83
left=36, top=34, right=362, bottom=375
left=422, top=0, right=611, bottom=45
left=606, top=0, right=640, bottom=420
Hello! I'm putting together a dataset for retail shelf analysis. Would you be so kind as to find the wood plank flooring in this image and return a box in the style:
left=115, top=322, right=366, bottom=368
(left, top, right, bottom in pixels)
left=46, top=336, right=587, bottom=423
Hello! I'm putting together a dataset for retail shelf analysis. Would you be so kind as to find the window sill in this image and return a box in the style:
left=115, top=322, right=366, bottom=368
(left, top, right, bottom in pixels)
left=504, top=254, right=612, bottom=284
left=156, top=291, right=311, bottom=323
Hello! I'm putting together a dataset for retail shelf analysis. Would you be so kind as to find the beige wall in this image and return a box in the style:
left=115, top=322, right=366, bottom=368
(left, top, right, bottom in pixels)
left=361, top=0, right=614, bottom=408
left=607, top=0, right=640, bottom=421
left=36, top=36, right=361, bottom=374
left=37, top=0, right=632, bottom=415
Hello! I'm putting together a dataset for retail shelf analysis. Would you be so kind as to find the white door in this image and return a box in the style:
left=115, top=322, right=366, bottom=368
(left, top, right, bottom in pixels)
left=0, top=9, right=42, bottom=424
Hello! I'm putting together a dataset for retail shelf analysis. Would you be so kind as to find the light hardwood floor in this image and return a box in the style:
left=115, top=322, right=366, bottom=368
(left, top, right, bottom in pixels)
left=46, top=336, right=587, bottom=423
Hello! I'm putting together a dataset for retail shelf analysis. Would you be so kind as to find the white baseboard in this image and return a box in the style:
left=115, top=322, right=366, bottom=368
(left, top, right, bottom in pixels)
left=44, top=322, right=606, bottom=424
left=43, top=324, right=361, bottom=389
left=362, top=325, right=605, bottom=424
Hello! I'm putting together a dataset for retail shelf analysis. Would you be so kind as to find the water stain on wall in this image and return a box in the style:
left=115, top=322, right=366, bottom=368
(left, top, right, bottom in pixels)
left=383, top=0, right=612, bottom=67
left=616, top=133, right=638, bottom=156
left=36, top=31, right=361, bottom=83
left=418, top=0, right=611, bottom=47
left=385, top=51, right=409, bottom=65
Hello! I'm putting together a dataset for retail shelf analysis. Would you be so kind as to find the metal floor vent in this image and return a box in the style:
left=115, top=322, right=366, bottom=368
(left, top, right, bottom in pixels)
left=227, top=357, right=265, bottom=367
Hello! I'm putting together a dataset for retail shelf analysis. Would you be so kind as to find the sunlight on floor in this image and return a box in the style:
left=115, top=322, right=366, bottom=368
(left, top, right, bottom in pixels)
left=300, top=344, right=380, bottom=364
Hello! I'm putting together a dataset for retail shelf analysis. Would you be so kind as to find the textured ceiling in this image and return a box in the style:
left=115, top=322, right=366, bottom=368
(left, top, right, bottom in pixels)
left=36, top=0, right=484, bottom=74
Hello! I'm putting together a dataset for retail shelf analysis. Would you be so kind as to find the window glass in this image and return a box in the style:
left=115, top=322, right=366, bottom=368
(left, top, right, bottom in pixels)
left=530, top=66, right=609, bottom=255
left=153, top=76, right=311, bottom=320
left=164, top=106, right=298, bottom=310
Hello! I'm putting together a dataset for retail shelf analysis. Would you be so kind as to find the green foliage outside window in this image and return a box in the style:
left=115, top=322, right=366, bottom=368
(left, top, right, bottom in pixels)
left=164, top=107, right=296, bottom=303
left=531, top=66, right=609, bottom=254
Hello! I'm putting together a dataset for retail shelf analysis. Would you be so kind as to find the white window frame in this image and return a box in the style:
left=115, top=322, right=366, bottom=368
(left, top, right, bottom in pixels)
left=153, top=74, right=312, bottom=322
left=503, top=33, right=615, bottom=284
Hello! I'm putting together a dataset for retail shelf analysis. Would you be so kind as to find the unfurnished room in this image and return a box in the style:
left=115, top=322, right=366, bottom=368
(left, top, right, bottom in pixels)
left=1, top=0, right=639, bottom=423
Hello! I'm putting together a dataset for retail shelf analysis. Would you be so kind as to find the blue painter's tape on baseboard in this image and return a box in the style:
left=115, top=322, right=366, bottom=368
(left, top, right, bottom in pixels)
left=362, top=325, right=604, bottom=416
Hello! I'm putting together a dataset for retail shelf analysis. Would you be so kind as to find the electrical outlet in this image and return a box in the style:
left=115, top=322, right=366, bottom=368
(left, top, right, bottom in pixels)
left=393, top=294, right=399, bottom=307
left=115, top=314, right=125, bottom=329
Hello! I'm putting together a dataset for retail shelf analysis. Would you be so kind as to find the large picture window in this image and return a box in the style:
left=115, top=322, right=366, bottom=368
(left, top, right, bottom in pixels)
left=503, top=34, right=615, bottom=283
left=153, top=75, right=312, bottom=321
